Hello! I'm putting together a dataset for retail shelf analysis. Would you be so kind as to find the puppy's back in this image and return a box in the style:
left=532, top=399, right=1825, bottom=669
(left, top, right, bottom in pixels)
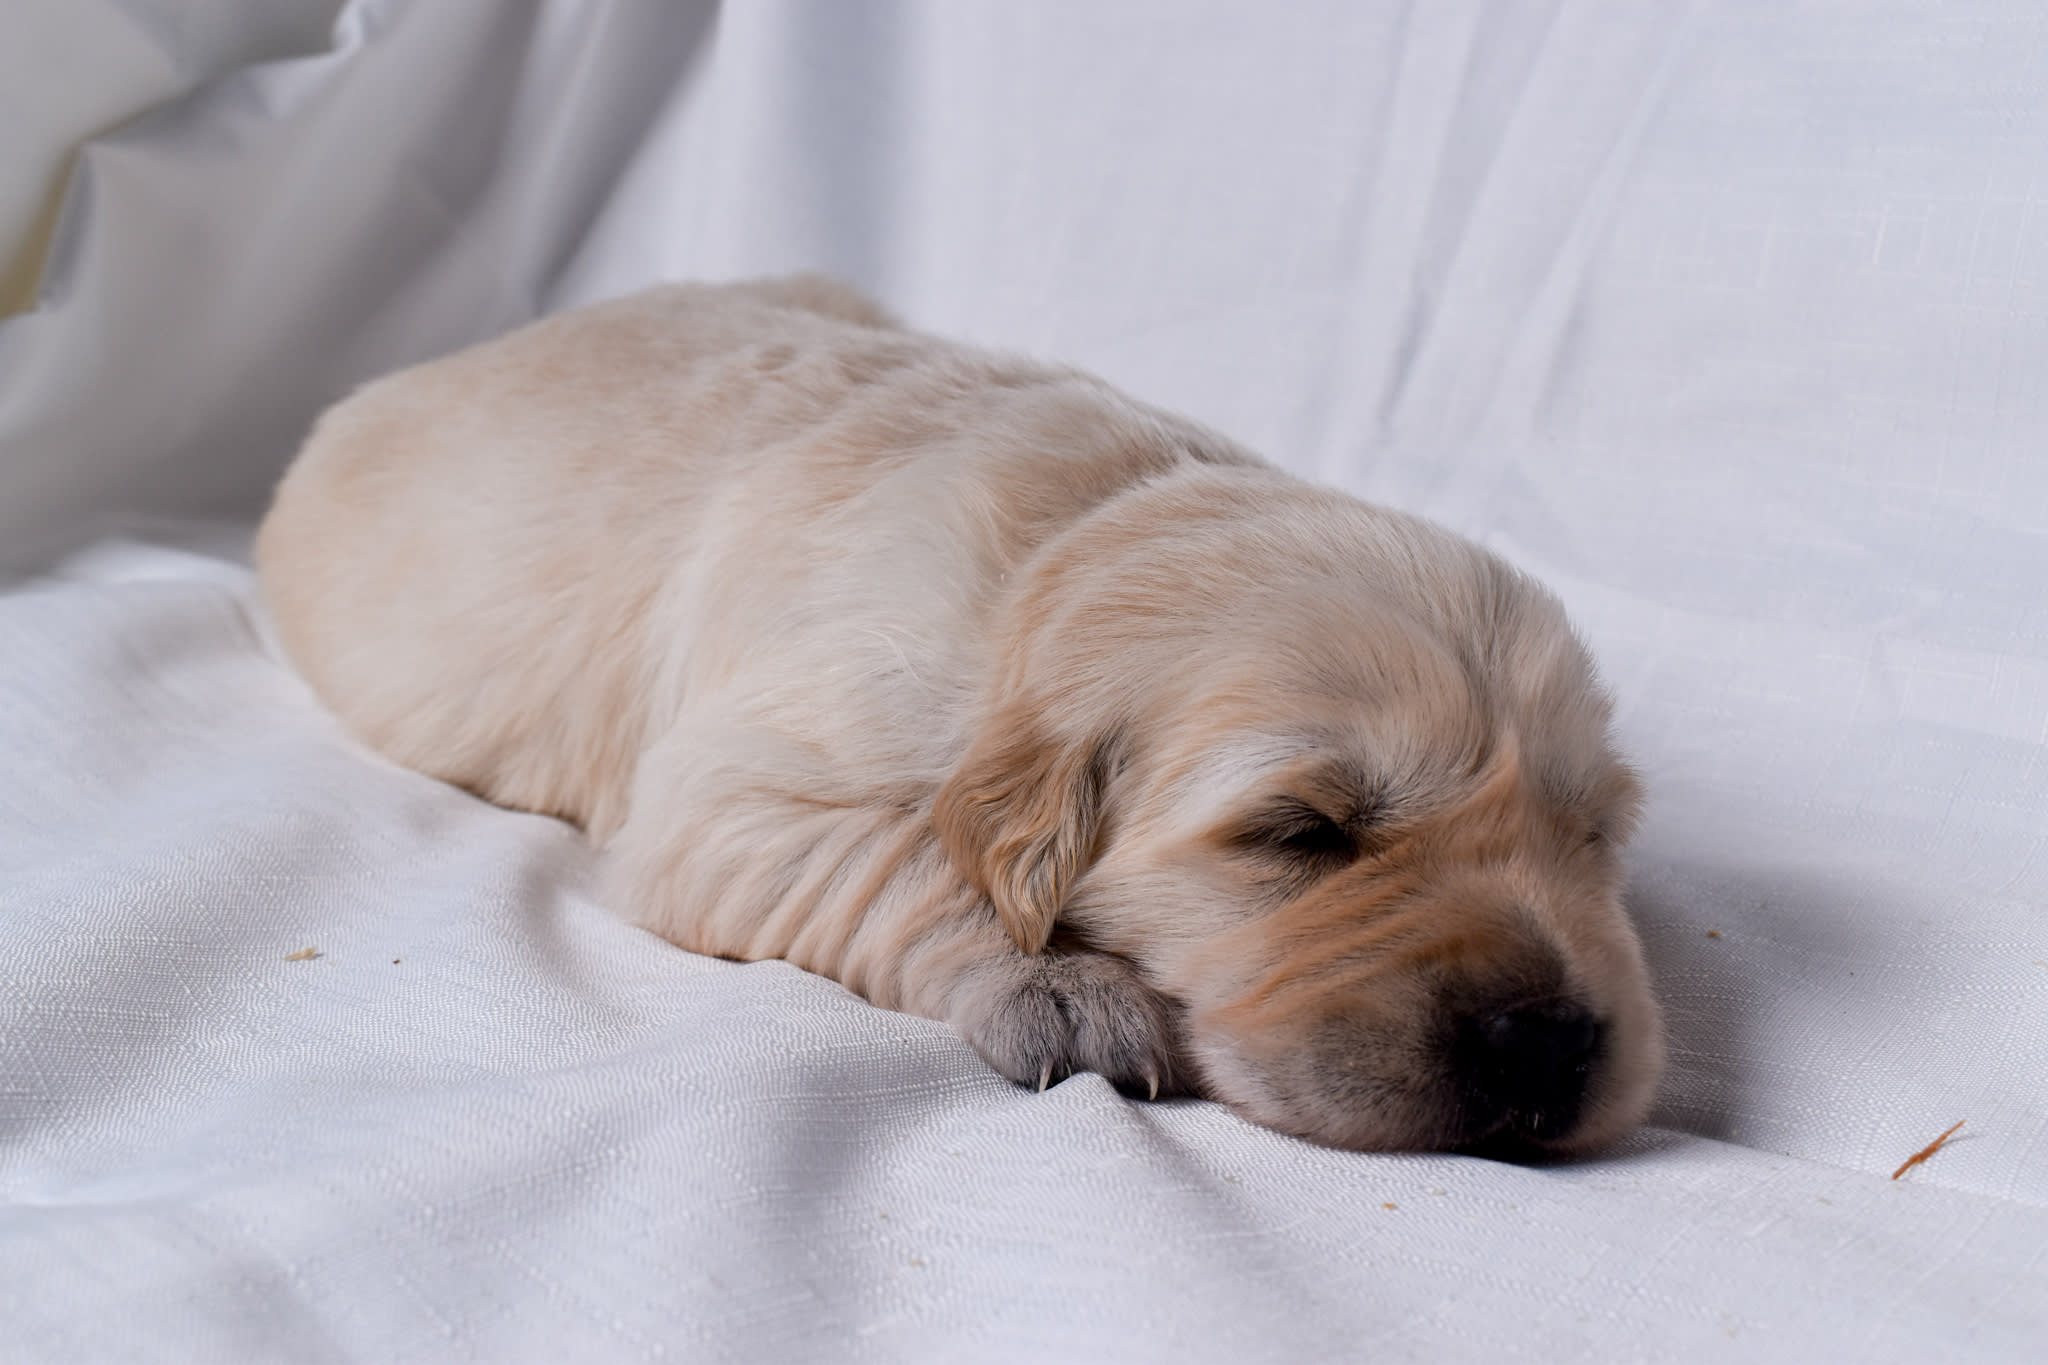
left=257, top=278, right=1253, bottom=837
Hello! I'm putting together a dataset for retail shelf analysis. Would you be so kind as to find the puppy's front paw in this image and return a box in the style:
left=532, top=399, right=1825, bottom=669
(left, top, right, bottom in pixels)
left=950, top=949, right=1183, bottom=1099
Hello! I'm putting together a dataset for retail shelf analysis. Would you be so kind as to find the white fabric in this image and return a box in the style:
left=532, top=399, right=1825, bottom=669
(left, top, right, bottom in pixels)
left=4, top=1, right=2046, bottom=1359
left=0, top=0, right=342, bottom=312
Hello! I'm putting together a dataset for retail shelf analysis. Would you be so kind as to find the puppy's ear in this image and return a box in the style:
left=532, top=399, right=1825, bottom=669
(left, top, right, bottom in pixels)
left=934, top=705, right=1116, bottom=955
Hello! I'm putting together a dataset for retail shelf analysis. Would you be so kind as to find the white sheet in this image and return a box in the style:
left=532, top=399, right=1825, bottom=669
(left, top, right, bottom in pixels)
left=4, top=2, right=2046, bottom=1360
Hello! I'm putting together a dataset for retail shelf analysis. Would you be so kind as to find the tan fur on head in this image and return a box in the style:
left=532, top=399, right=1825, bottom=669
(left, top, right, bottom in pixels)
left=257, top=274, right=1663, bottom=1155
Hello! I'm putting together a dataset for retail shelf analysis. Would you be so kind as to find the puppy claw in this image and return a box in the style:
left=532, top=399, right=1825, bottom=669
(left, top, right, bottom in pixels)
left=1038, top=1059, right=1053, bottom=1093
left=1146, top=1070, right=1160, bottom=1103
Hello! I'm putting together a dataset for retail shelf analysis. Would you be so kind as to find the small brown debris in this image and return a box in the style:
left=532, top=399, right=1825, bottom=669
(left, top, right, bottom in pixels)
left=1705, top=929, right=1722, bottom=939
left=1382, top=1202, right=1397, bottom=1210
left=1891, top=1120, right=1965, bottom=1180
left=285, top=947, right=321, bottom=962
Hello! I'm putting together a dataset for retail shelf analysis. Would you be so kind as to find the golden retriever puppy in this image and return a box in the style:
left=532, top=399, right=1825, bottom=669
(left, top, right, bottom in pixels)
left=257, top=275, right=1662, bottom=1154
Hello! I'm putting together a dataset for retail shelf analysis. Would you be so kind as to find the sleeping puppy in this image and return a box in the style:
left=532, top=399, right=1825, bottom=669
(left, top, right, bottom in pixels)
left=257, top=275, right=1662, bottom=1155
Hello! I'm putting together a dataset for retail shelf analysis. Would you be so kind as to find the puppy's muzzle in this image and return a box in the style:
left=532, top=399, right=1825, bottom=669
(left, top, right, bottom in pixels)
left=1187, top=931, right=1644, bottom=1154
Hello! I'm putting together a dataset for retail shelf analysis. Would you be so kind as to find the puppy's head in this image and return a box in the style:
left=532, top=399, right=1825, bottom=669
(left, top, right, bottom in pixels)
left=935, top=469, right=1661, bottom=1155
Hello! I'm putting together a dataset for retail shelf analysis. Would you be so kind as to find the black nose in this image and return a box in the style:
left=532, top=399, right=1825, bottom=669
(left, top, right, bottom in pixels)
left=1450, top=998, right=1604, bottom=1145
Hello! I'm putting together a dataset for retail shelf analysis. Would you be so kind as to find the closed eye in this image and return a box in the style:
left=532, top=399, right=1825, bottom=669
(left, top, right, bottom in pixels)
left=1231, top=801, right=1376, bottom=891
left=1266, top=808, right=1357, bottom=863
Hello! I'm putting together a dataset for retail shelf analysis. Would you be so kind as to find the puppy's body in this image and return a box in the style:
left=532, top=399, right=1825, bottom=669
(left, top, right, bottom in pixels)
left=260, top=276, right=1662, bottom=1153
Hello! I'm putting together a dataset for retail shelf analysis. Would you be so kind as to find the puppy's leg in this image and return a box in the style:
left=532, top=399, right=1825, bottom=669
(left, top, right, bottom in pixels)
left=607, top=723, right=1182, bottom=1095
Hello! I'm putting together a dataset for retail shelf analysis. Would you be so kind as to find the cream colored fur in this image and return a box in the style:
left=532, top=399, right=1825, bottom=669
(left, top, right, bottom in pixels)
left=257, top=275, right=1662, bottom=1153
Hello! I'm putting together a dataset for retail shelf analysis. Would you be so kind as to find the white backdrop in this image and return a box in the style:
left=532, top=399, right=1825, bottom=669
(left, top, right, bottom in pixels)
left=3, top=2, right=2045, bottom=1360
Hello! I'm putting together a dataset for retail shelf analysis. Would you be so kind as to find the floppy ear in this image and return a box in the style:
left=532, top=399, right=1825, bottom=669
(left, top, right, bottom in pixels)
left=933, top=703, right=1115, bottom=955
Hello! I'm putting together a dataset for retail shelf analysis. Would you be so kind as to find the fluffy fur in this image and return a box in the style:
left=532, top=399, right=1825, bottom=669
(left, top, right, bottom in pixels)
left=257, top=275, right=1662, bottom=1153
